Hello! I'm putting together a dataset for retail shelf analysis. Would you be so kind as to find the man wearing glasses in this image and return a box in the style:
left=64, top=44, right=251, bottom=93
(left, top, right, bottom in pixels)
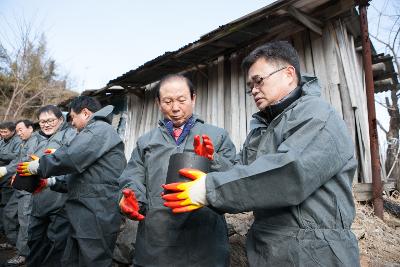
left=23, top=105, right=76, bottom=267
left=18, top=97, right=126, bottom=267
left=163, top=41, right=360, bottom=266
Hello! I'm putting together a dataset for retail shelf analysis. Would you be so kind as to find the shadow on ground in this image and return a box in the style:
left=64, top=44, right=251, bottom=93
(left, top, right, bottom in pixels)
left=0, top=234, right=25, bottom=267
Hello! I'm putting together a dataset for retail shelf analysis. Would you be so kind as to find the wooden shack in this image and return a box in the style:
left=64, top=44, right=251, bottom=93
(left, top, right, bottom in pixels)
left=84, top=0, right=386, bottom=184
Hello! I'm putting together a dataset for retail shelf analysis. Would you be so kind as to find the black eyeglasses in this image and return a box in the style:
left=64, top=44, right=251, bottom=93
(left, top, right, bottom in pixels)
left=38, top=118, right=58, bottom=126
left=245, top=67, right=287, bottom=95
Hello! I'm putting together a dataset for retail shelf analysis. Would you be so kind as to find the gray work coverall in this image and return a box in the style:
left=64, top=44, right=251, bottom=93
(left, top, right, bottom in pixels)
left=205, top=76, right=360, bottom=267
left=119, top=115, right=236, bottom=267
left=37, top=105, right=126, bottom=267
left=3, top=131, right=43, bottom=256
left=0, top=133, right=22, bottom=232
left=0, top=133, right=22, bottom=167
left=27, top=122, right=76, bottom=267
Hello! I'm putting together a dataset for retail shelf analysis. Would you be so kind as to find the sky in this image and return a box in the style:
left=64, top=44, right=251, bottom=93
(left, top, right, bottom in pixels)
left=0, top=0, right=397, bottom=155
left=0, top=0, right=273, bottom=92
left=366, top=0, right=399, bottom=157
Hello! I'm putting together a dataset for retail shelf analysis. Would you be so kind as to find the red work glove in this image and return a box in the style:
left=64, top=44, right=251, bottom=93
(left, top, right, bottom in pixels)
left=193, top=135, right=214, bottom=160
left=162, top=168, right=207, bottom=213
left=119, top=188, right=145, bottom=221
left=44, top=148, right=56, bottom=155
left=33, top=179, right=48, bottom=194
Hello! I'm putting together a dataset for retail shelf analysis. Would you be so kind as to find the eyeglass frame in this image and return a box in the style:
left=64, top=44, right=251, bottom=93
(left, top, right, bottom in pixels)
left=38, top=118, right=59, bottom=126
left=245, top=66, right=288, bottom=95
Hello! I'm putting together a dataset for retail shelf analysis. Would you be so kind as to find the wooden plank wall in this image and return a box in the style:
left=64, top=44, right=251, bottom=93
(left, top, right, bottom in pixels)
left=122, top=19, right=372, bottom=182
left=331, top=20, right=372, bottom=182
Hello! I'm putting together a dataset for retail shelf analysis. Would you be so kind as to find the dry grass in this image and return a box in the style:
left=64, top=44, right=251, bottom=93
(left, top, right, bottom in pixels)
left=353, top=192, right=400, bottom=266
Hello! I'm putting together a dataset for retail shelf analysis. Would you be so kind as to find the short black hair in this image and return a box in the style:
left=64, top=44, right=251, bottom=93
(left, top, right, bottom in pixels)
left=37, top=105, right=63, bottom=119
left=0, top=121, right=15, bottom=131
left=242, top=41, right=301, bottom=85
left=16, top=119, right=34, bottom=129
left=154, top=74, right=195, bottom=100
left=69, top=96, right=101, bottom=114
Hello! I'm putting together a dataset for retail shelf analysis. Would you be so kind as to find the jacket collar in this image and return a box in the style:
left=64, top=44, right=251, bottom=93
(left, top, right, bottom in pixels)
left=88, top=105, right=114, bottom=125
left=158, top=114, right=204, bottom=127
left=250, top=75, right=319, bottom=129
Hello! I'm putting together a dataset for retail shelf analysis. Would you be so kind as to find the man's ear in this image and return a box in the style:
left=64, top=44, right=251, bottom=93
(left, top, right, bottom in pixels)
left=82, top=108, right=92, bottom=118
left=191, top=94, right=196, bottom=108
left=286, top=66, right=296, bottom=84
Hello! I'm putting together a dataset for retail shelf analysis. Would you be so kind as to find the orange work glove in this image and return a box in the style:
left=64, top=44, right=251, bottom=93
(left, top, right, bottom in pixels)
left=193, top=135, right=214, bottom=160
left=16, top=155, right=39, bottom=176
left=162, top=168, right=207, bottom=213
left=119, top=188, right=145, bottom=221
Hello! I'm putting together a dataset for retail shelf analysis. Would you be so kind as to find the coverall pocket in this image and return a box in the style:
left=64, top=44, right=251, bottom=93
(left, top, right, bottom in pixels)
left=300, top=239, right=347, bottom=267
left=326, top=238, right=360, bottom=267
left=21, top=195, right=32, bottom=216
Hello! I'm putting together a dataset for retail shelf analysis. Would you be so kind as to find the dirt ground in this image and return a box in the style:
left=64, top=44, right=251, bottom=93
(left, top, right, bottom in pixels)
left=0, top=195, right=399, bottom=267
left=354, top=193, right=400, bottom=267
left=226, top=194, right=400, bottom=267
left=0, top=234, right=25, bottom=267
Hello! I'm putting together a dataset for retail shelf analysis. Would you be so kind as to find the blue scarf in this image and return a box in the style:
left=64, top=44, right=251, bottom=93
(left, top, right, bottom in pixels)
left=164, top=116, right=196, bottom=145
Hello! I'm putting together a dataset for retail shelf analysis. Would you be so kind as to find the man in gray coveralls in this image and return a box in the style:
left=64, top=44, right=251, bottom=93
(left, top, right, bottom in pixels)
left=118, top=74, right=237, bottom=267
left=18, top=96, right=126, bottom=267
left=1, top=120, right=37, bottom=266
left=0, top=122, right=22, bottom=235
left=163, top=41, right=360, bottom=267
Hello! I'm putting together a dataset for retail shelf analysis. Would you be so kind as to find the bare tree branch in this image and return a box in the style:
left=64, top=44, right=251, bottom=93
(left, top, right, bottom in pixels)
left=376, top=99, right=395, bottom=110
left=0, top=16, right=77, bottom=121
left=391, top=17, right=400, bottom=49
left=370, top=0, right=400, bottom=190
left=377, top=119, right=389, bottom=134
left=13, top=86, right=49, bottom=116
left=387, top=147, right=400, bottom=178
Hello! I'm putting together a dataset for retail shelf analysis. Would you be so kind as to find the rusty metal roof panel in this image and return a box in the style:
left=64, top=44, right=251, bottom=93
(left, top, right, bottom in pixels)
left=107, top=0, right=352, bottom=88
left=372, top=54, right=399, bottom=93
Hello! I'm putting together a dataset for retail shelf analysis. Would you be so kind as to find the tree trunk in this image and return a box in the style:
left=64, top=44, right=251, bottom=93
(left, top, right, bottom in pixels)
left=385, top=91, right=400, bottom=190
left=3, top=83, right=18, bottom=121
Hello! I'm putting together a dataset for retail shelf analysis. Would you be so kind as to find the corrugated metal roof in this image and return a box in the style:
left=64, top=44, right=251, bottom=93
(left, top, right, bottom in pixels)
left=106, top=0, right=348, bottom=89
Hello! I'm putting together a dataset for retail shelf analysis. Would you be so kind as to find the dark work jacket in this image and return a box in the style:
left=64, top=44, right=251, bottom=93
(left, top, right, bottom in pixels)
left=119, top=115, right=236, bottom=267
left=0, top=133, right=22, bottom=166
left=0, top=133, right=22, bottom=186
left=31, top=122, right=76, bottom=217
left=5, top=131, right=43, bottom=194
left=38, top=105, right=127, bottom=267
left=206, top=76, right=360, bottom=267
left=6, top=132, right=42, bottom=174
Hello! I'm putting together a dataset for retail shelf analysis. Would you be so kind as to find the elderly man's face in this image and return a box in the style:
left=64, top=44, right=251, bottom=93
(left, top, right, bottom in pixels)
left=0, top=128, right=14, bottom=140
left=16, top=122, right=33, bottom=141
left=157, top=78, right=196, bottom=127
left=246, top=58, right=296, bottom=110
